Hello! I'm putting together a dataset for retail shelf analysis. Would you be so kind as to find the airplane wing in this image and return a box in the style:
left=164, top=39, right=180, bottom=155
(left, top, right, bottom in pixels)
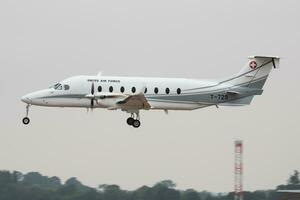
left=116, top=92, right=151, bottom=110
left=85, top=83, right=150, bottom=110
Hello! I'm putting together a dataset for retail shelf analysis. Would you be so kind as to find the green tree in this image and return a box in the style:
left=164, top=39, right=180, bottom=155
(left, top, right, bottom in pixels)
left=288, top=170, right=300, bottom=185
left=181, top=189, right=201, bottom=200
left=58, top=177, right=89, bottom=196
left=151, top=181, right=180, bottom=200
left=99, top=184, right=130, bottom=200
left=155, top=180, right=176, bottom=189
left=0, top=171, right=15, bottom=187
left=12, top=171, right=23, bottom=183
left=277, top=170, right=300, bottom=191
left=0, top=170, right=299, bottom=200
left=132, top=186, right=152, bottom=200
left=22, top=172, right=62, bottom=189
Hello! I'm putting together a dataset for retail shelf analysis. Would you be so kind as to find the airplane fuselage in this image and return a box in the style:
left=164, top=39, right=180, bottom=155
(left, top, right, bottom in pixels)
left=22, top=75, right=229, bottom=110
left=21, top=56, right=279, bottom=127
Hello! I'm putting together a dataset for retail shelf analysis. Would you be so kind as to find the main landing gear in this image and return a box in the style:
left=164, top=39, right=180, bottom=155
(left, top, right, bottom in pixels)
left=22, top=104, right=30, bottom=125
left=126, top=112, right=141, bottom=128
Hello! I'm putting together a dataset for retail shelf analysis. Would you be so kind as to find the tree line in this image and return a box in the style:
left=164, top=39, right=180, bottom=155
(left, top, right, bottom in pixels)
left=0, top=170, right=299, bottom=200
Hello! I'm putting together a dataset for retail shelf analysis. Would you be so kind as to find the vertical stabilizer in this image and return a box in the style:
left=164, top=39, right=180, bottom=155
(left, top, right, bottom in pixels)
left=224, top=56, right=279, bottom=89
left=220, top=56, right=279, bottom=106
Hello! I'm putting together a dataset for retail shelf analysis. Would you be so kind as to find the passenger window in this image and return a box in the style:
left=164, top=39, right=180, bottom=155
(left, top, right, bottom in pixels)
left=154, top=87, right=159, bottom=94
left=120, top=86, right=125, bottom=93
left=98, top=86, right=102, bottom=92
left=177, top=88, right=181, bottom=94
left=109, top=86, right=113, bottom=93
left=165, top=88, right=170, bottom=94
left=132, top=87, right=136, bottom=93
left=64, top=85, right=70, bottom=90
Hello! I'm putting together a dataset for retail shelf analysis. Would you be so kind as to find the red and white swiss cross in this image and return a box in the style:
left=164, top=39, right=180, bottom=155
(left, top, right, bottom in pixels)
left=249, top=60, right=257, bottom=69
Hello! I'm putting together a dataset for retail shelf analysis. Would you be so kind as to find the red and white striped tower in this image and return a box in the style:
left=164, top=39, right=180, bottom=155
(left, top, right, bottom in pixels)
left=234, top=140, right=243, bottom=200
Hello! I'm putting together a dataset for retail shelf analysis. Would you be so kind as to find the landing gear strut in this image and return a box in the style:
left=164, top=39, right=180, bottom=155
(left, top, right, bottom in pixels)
left=126, top=112, right=141, bottom=128
left=22, top=104, right=30, bottom=125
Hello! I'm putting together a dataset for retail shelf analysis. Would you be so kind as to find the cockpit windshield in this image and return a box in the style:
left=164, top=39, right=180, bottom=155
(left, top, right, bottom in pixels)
left=54, top=83, right=62, bottom=90
left=49, top=83, right=62, bottom=90
left=50, top=83, right=70, bottom=90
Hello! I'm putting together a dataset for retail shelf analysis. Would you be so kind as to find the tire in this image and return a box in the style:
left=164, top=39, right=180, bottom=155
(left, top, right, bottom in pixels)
left=127, top=117, right=134, bottom=126
left=132, top=120, right=141, bottom=128
left=22, top=117, right=30, bottom=125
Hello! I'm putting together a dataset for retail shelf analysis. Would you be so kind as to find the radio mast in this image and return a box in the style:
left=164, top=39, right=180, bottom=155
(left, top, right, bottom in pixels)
left=234, top=140, right=243, bottom=200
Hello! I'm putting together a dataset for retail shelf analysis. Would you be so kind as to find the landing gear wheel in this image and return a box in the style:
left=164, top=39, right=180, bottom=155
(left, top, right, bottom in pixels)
left=127, top=117, right=134, bottom=126
left=22, top=104, right=31, bottom=125
left=22, top=117, right=30, bottom=125
left=132, top=120, right=141, bottom=128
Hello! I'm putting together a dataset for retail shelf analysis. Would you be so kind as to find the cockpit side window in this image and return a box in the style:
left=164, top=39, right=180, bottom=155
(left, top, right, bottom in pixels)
left=64, top=85, right=70, bottom=90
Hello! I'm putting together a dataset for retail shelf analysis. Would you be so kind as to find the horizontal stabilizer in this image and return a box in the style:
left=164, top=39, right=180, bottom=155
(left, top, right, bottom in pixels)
left=227, top=87, right=263, bottom=96
left=226, top=91, right=240, bottom=95
left=248, top=55, right=280, bottom=68
left=220, top=96, right=254, bottom=106
left=221, top=87, right=263, bottom=106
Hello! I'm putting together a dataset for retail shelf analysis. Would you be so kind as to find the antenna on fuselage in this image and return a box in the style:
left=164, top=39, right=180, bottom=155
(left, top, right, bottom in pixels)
left=97, top=71, right=102, bottom=76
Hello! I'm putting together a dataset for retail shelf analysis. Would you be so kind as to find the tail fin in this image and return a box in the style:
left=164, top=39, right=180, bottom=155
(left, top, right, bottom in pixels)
left=224, top=56, right=280, bottom=88
left=220, top=56, right=280, bottom=106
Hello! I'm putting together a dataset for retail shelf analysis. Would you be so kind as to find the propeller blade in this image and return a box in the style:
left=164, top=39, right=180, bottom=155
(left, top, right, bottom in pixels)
left=90, top=82, right=95, bottom=109
left=91, top=82, right=95, bottom=95
left=91, top=99, right=94, bottom=108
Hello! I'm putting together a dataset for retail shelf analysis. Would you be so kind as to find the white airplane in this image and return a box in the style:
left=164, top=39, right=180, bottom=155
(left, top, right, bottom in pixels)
left=21, top=56, right=279, bottom=128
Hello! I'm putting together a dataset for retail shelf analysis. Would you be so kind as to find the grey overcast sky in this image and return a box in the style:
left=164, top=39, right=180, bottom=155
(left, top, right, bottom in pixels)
left=0, top=0, right=299, bottom=193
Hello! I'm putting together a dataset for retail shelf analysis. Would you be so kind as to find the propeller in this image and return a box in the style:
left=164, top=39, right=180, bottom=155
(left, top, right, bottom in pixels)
left=91, top=82, right=95, bottom=108
left=88, top=82, right=98, bottom=110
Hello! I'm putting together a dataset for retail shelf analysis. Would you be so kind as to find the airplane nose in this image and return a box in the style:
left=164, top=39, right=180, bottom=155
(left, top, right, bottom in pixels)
left=21, top=95, right=32, bottom=104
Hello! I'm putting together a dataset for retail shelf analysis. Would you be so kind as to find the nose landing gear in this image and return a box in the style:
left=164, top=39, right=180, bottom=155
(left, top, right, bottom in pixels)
left=22, top=104, right=31, bottom=125
left=22, top=117, right=30, bottom=125
left=126, top=112, right=141, bottom=128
